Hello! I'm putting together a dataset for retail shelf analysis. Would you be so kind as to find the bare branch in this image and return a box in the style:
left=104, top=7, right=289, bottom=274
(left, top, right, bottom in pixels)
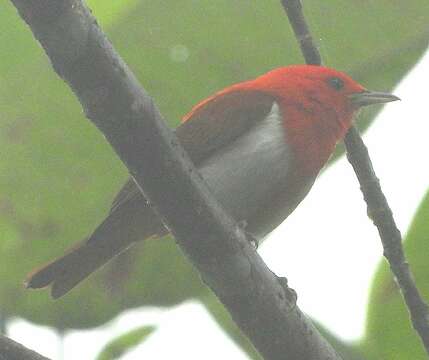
left=10, top=0, right=342, bottom=359
left=0, top=335, right=51, bottom=360
left=344, top=127, right=429, bottom=352
left=281, top=0, right=429, bottom=353
left=280, top=0, right=321, bottom=65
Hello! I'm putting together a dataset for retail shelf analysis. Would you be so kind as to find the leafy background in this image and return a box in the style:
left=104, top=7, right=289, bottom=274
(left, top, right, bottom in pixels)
left=1, top=0, right=428, bottom=358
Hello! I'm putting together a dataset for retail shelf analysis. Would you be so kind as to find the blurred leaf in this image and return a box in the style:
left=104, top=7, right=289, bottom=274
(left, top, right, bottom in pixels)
left=333, top=29, right=429, bottom=160
left=2, top=238, right=205, bottom=329
left=361, top=189, right=429, bottom=359
left=313, top=322, right=367, bottom=360
left=1, top=0, right=209, bottom=330
left=202, top=294, right=261, bottom=360
left=2, top=0, right=428, bottom=330
left=88, top=0, right=139, bottom=26
left=203, top=293, right=367, bottom=360
left=96, top=325, right=155, bottom=360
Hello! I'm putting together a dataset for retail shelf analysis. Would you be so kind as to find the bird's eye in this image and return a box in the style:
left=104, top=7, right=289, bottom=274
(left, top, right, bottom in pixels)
left=327, top=77, right=344, bottom=91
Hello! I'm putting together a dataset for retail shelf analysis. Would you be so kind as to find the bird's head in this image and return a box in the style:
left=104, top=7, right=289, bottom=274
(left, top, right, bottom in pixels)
left=250, top=65, right=399, bottom=130
left=245, top=65, right=399, bottom=174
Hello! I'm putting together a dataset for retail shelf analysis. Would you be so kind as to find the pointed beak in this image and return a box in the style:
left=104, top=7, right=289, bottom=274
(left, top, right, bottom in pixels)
left=349, top=90, right=400, bottom=107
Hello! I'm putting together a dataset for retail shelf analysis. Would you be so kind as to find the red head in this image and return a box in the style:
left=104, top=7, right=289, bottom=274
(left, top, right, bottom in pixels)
left=249, top=66, right=369, bottom=132
left=242, top=65, right=399, bottom=174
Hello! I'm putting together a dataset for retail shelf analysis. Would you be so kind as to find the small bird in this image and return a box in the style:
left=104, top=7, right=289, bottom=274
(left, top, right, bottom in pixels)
left=26, top=65, right=399, bottom=298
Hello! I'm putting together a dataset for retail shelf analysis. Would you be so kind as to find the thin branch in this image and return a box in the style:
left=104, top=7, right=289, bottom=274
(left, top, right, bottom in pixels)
left=0, top=335, right=51, bottom=360
left=344, top=128, right=429, bottom=351
left=10, top=0, right=342, bottom=359
left=281, top=0, right=321, bottom=65
left=281, top=0, right=429, bottom=353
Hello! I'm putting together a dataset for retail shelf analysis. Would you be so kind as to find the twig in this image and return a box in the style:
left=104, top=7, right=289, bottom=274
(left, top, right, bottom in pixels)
left=281, top=0, right=429, bottom=353
left=344, top=128, right=429, bottom=351
left=0, top=335, right=51, bottom=360
left=281, top=0, right=321, bottom=65
left=10, top=0, right=342, bottom=359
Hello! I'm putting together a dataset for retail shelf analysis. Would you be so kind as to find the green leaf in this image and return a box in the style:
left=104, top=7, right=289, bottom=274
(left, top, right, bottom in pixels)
left=2, top=0, right=428, bottom=330
left=1, top=1, right=208, bottom=330
left=361, top=189, right=429, bottom=359
left=203, top=293, right=368, bottom=360
left=313, top=322, right=367, bottom=360
left=87, top=0, right=139, bottom=26
left=202, top=294, right=261, bottom=360
left=96, top=325, right=155, bottom=360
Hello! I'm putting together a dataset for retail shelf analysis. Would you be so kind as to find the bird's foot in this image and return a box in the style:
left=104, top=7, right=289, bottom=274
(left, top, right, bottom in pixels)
left=277, top=276, right=298, bottom=309
left=237, top=220, right=259, bottom=249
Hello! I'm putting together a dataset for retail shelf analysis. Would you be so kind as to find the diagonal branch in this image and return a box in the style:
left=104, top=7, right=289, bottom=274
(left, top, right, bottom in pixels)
left=10, top=0, right=342, bottom=359
left=281, top=0, right=429, bottom=354
left=281, top=0, right=321, bottom=65
left=0, top=335, right=51, bottom=360
left=344, top=128, right=429, bottom=351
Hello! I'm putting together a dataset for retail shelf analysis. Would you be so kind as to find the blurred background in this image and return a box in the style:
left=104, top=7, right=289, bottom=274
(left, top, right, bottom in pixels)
left=1, top=0, right=429, bottom=359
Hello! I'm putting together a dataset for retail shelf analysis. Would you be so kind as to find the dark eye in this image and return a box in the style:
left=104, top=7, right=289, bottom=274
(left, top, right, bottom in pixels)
left=327, top=77, right=344, bottom=91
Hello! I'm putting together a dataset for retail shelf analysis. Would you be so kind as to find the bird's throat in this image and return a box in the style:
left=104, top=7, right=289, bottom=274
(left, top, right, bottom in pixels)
left=282, top=103, right=352, bottom=177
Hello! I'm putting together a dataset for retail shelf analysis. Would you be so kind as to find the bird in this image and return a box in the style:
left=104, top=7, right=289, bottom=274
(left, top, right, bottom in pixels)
left=25, top=65, right=399, bottom=298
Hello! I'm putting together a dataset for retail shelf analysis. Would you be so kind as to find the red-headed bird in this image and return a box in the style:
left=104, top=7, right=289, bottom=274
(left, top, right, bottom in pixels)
left=26, top=65, right=399, bottom=298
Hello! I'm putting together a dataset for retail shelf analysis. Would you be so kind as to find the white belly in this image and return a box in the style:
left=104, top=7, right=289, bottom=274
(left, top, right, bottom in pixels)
left=199, top=103, right=296, bottom=238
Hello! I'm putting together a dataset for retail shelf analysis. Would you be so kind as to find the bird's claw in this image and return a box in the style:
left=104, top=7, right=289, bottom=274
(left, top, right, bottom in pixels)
left=277, top=276, right=298, bottom=308
left=237, top=220, right=259, bottom=249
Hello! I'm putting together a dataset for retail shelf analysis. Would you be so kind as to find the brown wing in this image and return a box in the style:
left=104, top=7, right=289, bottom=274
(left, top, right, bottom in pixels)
left=176, top=89, right=274, bottom=163
left=111, top=90, right=275, bottom=212
left=26, top=90, right=275, bottom=297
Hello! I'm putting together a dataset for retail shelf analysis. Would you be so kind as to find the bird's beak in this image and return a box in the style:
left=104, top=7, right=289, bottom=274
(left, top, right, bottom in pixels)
left=349, top=90, right=400, bottom=107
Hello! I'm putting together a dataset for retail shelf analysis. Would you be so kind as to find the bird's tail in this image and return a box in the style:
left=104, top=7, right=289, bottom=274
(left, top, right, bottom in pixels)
left=25, top=197, right=165, bottom=299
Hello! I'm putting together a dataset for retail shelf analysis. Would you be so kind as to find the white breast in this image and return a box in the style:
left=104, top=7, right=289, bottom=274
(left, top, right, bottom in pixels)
left=199, top=102, right=292, bottom=237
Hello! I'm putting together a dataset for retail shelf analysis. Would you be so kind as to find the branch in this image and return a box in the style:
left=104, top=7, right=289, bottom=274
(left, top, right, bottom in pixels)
left=0, top=335, right=51, bottom=360
left=281, top=0, right=321, bottom=65
left=344, top=128, right=429, bottom=351
left=281, top=0, right=429, bottom=353
left=10, top=0, right=342, bottom=359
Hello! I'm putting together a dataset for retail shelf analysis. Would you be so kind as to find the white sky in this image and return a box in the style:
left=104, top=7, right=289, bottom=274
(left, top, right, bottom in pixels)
left=7, top=49, right=429, bottom=360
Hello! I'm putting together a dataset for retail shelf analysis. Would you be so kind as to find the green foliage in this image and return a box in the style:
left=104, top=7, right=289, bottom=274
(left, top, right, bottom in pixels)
left=202, top=294, right=261, bottom=360
left=313, top=322, right=367, bottom=360
left=96, top=325, right=155, bottom=360
left=361, top=190, right=429, bottom=359
left=204, top=293, right=368, bottom=360
left=1, top=0, right=428, bottom=334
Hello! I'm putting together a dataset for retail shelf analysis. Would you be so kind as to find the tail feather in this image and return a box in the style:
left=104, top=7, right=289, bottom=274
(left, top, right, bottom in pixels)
left=26, top=196, right=165, bottom=298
